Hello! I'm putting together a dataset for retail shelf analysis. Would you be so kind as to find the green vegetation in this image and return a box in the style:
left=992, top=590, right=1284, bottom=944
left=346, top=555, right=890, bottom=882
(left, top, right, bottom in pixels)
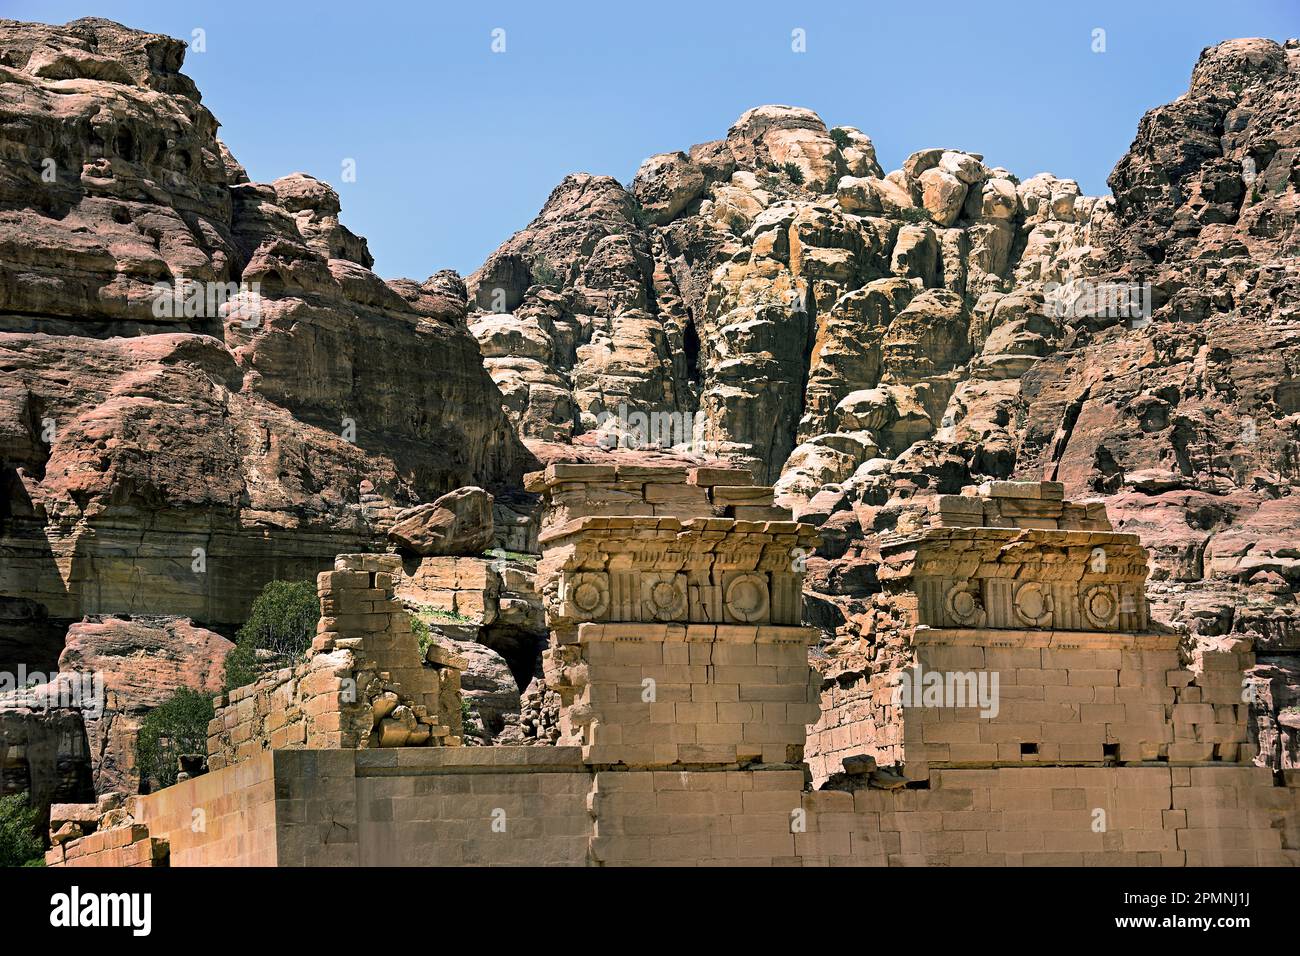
left=410, top=612, right=433, bottom=658
left=782, top=162, right=806, bottom=186
left=484, top=548, right=538, bottom=566
left=135, top=688, right=215, bottom=792
left=223, top=579, right=320, bottom=691
left=410, top=605, right=476, bottom=667
left=0, top=794, right=45, bottom=867
left=415, top=605, right=475, bottom=626
left=897, top=206, right=932, bottom=224
left=829, top=127, right=852, bottom=149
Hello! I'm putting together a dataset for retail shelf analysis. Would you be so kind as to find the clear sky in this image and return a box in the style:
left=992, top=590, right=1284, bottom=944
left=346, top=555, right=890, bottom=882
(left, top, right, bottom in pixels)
left=8, top=0, right=1299, bottom=279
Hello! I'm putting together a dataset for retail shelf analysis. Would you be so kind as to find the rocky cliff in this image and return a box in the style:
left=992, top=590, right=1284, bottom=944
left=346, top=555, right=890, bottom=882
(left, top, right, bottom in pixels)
left=466, top=38, right=1300, bottom=769
left=0, top=18, right=530, bottom=664
left=1, top=18, right=1298, bottom=803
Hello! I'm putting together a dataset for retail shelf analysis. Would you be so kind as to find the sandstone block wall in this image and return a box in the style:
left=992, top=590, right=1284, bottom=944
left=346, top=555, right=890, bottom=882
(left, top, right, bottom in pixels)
left=353, top=748, right=592, bottom=866
left=399, top=556, right=501, bottom=622
left=43, top=823, right=166, bottom=868
left=207, top=554, right=463, bottom=770
left=135, top=752, right=280, bottom=867
left=567, top=622, right=820, bottom=767
left=589, top=767, right=807, bottom=864
left=527, top=461, right=782, bottom=535
left=49, top=748, right=1300, bottom=867
left=808, top=481, right=1253, bottom=784
left=931, top=480, right=1111, bottom=531
left=536, top=513, right=820, bottom=766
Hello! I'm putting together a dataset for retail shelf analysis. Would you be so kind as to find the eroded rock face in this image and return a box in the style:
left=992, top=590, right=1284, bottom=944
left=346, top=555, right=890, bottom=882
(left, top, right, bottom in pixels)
left=461, top=38, right=1300, bottom=770
left=0, top=18, right=529, bottom=647
left=59, top=616, right=231, bottom=793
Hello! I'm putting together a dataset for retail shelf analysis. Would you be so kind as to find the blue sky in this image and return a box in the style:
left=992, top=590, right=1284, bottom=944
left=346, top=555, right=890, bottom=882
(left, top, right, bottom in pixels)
left=9, top=0, right=1299, bottom=279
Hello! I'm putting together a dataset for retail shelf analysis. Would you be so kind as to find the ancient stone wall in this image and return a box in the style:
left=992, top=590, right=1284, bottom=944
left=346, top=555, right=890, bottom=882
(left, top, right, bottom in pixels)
left=45, top=480, right=1300, bottom=868
left=808, top=481, right=1255, bottom=785
left=527, top=460, right=782, bottom=534
left=207, top=553, right=463, bottom=771
left=48, top=747, right=1300, bottom=867
left=536, top=513, right=820, bottom=766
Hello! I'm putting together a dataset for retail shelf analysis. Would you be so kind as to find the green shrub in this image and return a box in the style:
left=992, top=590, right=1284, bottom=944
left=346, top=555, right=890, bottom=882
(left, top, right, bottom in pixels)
left=782, top=162, right=806, bottom=186
left=830, top=127, right=852, bottom=149
left=135, top=687, right=216, bottom=792
left=410, top=612, right=432, bottom=658
left=628, top=200, right=654, bottom=229
left=222, top=635, right=258, bottom=693
left=223, top=579, right=319, bottom=690
left=0, top=794, right=45, bottom=867
left=897, top=206, right=932, bottom=224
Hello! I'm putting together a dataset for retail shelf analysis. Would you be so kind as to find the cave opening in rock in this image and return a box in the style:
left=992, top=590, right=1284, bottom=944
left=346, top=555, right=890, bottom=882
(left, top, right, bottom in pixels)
left=683, top=314, right=701, bottom=388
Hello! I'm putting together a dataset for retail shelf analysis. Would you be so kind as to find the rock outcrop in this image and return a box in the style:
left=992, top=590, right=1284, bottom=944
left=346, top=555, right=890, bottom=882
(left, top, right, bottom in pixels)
left=3, top=15, right=1300, bottom=806
left=461, top=39, right=1300, bottom=773
left=388, top=486, right=495, bottom=557
left=0, top=18, right=530, bottom=656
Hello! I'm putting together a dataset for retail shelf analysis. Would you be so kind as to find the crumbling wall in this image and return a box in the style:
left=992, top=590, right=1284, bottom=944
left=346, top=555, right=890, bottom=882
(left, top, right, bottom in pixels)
left=207, top=553, right=464, bottom=771
left=536, top=513, right=820, bottom=766
left=527, top=461, right=782, bottom=532
left=808, top=481, right=1254, bottom=785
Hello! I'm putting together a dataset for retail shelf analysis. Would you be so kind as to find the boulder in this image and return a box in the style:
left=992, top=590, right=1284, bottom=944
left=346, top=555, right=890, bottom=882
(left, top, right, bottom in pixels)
left=388, top=487, right=495, bottom=557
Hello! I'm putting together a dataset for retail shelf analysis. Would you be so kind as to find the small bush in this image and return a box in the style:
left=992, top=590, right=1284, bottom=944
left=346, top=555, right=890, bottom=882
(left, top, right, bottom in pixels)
left=135, top=687, right=215, bottom=792
left=223, top=579, right=319, bottom=690
left=830, top=127, right=852, bottom=149
left=782, top=162, right=806, bottom=186
left=410, top=612, right=433, bottom=659
left=897, top=206, right=932, bottom=224
left=0, top=794, right=45, bottom=867
left=222, top=635, right=258, bottom=692
left=628, top=201, right=655, bottom=229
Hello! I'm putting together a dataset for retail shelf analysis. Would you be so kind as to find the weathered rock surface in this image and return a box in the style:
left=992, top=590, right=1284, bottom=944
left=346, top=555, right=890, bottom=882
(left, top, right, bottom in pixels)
left=0, top=615, right=231, bottom=795
left=0, top=18, right=530, bottom=653
left=388, top=486, right=495, bottom=556
left=4, top=16, right=1300, bottom=789
left=461, top=39, right=1300, bottom=770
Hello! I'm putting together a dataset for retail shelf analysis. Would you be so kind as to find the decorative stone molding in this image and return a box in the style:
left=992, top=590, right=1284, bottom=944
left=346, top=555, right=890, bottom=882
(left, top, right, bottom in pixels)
left=536, top=514, right=821, bottom=767
left=1012, top=582, right=1055, bottom=628
left=944, top=581, right=986, bottom=627
left=640, top=572, right=687, bottom=621
left=724, top=572, right=770, bottom=623
left=1082, top=583, right=1121, bottom=629
left=563, top=571, right=610, bottom=621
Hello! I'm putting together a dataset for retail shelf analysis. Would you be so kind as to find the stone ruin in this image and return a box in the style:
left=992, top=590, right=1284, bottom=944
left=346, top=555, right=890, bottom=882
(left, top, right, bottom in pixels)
left=43, top=467, right=1300, bottom=866
left=207, top=553, right=466, bottom=771
left=808, top=480, right=1253, bottom=786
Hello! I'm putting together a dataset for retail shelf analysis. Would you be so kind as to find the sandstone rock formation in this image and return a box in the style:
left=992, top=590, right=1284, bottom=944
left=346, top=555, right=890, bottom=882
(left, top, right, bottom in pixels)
left=462, top=39, right=1300, bottom=774
left=3, top=15, right=1300, bottom=814
left=0, top=18, right=530, bottom=661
